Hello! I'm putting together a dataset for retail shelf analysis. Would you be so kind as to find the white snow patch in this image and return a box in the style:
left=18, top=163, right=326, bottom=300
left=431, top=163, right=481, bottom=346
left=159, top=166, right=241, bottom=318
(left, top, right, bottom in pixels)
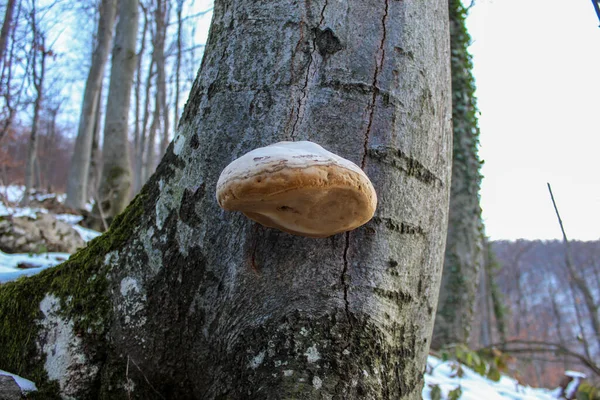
left=312, top=375, right=322, bottom=390
left=72, top=224, right=101, bottom=242
left=283, top=370, right=294, bottom=377
left=304, top=344, right=321, bottom=363
left=0, top=369, right=37, bottom=393
left=422, top=355, right=558, bottom=400
left=0, top=251, right=69, bottom=283
left=249, top=351, right=266, bottom=369
left=565, top=370, right=586, bottom=379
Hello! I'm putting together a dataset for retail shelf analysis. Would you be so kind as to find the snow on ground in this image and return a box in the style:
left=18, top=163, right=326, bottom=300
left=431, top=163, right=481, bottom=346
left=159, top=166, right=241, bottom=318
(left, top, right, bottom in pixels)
left=0, top=185, right=100, bottom=284
left=0, top=251, right=71, bottom=283
left=0, top=369, right=37, bottom=393
left=423, top=355, right=557, bottom=400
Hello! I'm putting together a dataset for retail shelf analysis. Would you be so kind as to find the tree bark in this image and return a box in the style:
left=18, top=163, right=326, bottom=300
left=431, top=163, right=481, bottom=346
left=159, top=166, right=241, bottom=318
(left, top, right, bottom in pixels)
left=0, top=0, right=16, bottom=68
left=0, top=0, right=452, bottom=398
left=431, top=0, right=483, bottom=349
left=22, top=14, right=46, bottom=205
left=66, top=0, right=117, bottom=210
left=91, top=0, right=138, bottom=229
left=132, top=4, right=148, bottom=195
left=154, top=0, right=169, bottom=159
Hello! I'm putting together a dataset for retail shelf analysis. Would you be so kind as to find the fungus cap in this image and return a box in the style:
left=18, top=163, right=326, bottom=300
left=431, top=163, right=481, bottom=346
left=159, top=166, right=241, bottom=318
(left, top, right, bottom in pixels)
left=216, top=141, right=377, bottom=237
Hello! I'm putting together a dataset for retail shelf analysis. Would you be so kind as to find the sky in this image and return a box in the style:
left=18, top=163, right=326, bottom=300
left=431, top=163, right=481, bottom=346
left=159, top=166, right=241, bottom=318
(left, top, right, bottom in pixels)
left=465, top=0, right=600, bottom=240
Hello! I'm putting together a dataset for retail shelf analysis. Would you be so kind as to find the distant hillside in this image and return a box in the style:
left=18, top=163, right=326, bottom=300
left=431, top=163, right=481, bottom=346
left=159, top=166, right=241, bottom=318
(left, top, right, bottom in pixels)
left=471, top=239, right=600, bottom=388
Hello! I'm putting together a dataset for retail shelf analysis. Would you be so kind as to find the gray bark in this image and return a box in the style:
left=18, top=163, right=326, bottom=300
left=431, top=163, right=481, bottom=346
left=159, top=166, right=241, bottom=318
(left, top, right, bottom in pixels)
left=66, top=0, right=117, bottom=210
left=92, top=0, right=138, bottom=228
left=0, top=0, right=452, bottom=398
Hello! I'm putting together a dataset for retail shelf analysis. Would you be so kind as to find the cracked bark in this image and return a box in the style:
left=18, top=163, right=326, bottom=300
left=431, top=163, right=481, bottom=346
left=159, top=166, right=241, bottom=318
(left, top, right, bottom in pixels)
left=0, top=0, right=452, bottom=398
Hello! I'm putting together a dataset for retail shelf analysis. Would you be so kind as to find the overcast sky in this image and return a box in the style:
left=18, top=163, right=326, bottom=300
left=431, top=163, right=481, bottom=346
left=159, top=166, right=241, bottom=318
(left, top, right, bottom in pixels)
left=465, top=0, right=600, bottom=240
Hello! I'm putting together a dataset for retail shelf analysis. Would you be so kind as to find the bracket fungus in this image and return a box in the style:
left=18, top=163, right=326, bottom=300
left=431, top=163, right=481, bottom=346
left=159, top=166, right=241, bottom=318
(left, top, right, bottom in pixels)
left=216, top=141, right=377, bottom=237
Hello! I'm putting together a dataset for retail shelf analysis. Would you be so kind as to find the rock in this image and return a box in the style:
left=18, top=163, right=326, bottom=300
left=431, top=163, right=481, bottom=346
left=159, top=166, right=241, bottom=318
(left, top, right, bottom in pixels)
left=0, top=375, right=23, bottom=400
left=0, top=213, right=85, bottom=254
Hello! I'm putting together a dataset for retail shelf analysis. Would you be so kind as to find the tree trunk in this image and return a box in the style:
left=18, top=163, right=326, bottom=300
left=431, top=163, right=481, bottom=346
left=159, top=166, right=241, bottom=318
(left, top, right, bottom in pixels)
left=477, top=256, right=491, bottom=347
left=132, top=4, right=148, bottom=195
left=0, top=0, right=452, bottom=398
left=173, top=0, right=183, bottom=130
left=22, top=23, right=46, bottom=205
left=66, top=0, right=117, bottom=210
left=88, top=84, right=103, bottom=201
left=154, top=0, right=169, bottom=159
left=431, top=0, right=483, bottom=348
left=0, top=0, right=16, bottom=68
left=90, top=0, right=138, bottom=230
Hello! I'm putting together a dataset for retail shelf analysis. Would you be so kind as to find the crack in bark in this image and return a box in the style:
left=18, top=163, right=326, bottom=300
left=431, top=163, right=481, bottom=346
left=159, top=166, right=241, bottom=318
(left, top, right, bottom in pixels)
left=342, top=231, right=352, bottom=327
left=290, top=0, right=328, bottom=140
left=361, top=0, right=389, bottom=169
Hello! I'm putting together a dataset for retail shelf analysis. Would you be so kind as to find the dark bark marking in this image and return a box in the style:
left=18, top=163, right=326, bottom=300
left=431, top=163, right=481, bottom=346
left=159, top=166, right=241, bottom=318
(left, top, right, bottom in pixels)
left=189, top=133, right=200, bottom=150
left=372, top=216, right=426, bottom=236
left=361, top=0, right=389, bottom=169
left=394, top=46, right=414, bottom=61
left=178, top=184, right=205, bottom=226
left=373, top=288, right=413, bottom=309
left=367, top=146, right=443, bottom=188
left=313, top=27, right=343, bottom=56
left=342, top=231, right=352, bottom=326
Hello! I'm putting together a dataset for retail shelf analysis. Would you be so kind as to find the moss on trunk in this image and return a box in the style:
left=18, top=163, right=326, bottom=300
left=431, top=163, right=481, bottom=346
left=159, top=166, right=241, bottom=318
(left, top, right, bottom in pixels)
left=0, top=190, right=146, bottom=398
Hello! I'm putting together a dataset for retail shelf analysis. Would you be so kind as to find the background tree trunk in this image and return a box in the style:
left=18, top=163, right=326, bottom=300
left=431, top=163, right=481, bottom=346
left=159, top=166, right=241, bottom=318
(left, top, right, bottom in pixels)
left=0, top=0, right=452, bottom=398
left=22, top=9, right=46, bottom=205
left=0, top=0, right=16, bottom=67
left=431, top=0, right=484, bottom=349
left=65, top=0, right=117, bottom=210
left=91, top=0, right=138, bottom=229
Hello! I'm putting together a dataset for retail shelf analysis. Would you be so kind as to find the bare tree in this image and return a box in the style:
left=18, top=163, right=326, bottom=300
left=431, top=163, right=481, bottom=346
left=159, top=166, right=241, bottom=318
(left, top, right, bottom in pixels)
left=0, top=0, right=17, bottom=68
left=548, top=183, right=600, bottom=352
left=65, top=0, right=118, bottom=210
left=90, top=0, right=138, bottom=229
left=132, top=1, right=149, bottom=194
left=22, top=0, right=48, bottom=204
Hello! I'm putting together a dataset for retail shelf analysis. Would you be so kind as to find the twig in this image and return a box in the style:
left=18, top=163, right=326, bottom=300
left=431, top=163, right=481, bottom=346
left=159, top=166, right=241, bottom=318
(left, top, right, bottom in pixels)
left=93, top=189, right=109, bottom=231
left=127, top=356, right=166, bottom=400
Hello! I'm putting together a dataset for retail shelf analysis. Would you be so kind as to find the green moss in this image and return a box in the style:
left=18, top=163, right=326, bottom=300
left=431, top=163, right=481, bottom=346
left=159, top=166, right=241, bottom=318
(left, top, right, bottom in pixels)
left=0, top=190, right=147, bottom=397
